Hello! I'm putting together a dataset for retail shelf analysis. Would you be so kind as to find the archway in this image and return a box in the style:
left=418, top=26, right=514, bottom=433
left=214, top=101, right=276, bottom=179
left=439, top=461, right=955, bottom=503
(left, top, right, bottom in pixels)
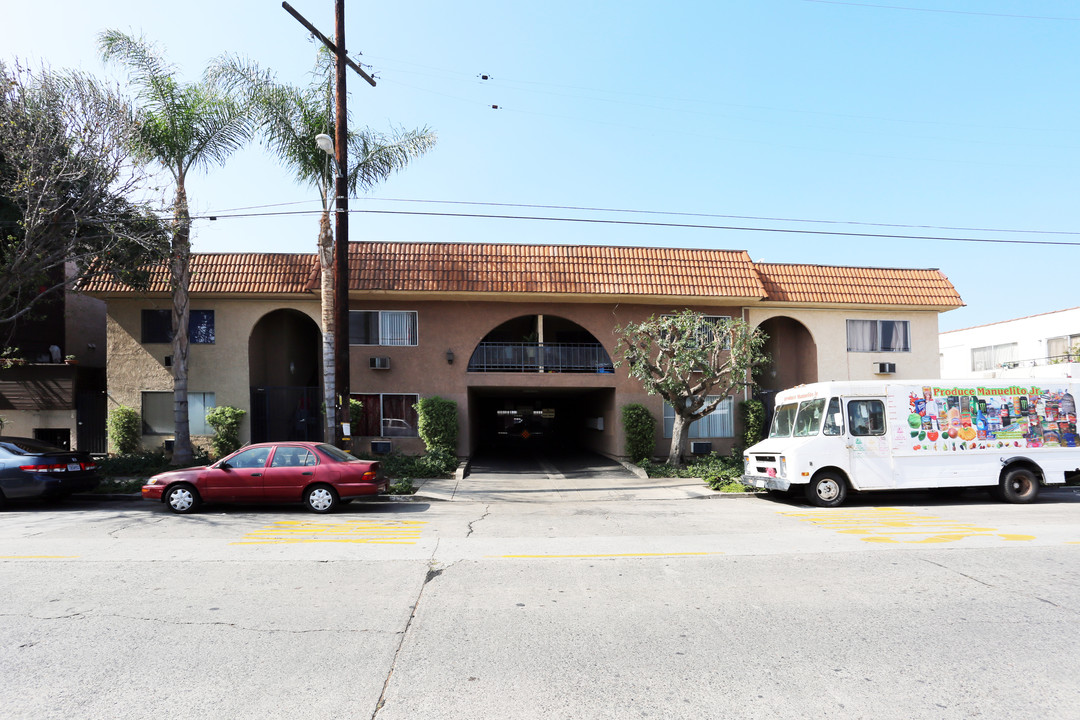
left=248, top=309, right=322, bottom=443
left=757, top=316, right=818, bottom=425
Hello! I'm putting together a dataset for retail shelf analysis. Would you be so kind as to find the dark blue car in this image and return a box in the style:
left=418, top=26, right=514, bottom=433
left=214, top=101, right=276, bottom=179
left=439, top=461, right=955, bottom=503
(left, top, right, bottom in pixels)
left=0, top=437, right=99, bottom=507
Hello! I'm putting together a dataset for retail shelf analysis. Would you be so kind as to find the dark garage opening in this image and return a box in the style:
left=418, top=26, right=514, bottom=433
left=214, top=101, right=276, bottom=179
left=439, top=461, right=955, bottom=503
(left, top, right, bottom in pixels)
left=469, top=387, right=613, bottom=459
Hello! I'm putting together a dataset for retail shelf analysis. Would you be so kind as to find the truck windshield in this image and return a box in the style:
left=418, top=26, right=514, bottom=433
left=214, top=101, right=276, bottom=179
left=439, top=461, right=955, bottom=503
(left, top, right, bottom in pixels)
left=770, top=403, right=798, bottom=438
left=792, top=398, right=826, bottom=437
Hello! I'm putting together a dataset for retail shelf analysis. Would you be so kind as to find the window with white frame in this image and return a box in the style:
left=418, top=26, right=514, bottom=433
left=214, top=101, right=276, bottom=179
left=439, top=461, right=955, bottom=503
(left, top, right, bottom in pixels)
left=971, top=342, right=1018, bottom=371
left=1047, top=334, right=1080, bottom=362
left=663, top=396, right=734, bottom=438
left=349, top=311, right=417, bottom=346
left=846, top=319, right=910, bottom=352
left=141, top=391, right=216, bottom=435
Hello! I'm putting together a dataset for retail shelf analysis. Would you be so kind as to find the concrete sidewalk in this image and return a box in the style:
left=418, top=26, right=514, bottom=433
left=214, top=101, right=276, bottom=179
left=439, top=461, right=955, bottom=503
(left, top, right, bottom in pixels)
left=411, top=473, right=750, bottom=502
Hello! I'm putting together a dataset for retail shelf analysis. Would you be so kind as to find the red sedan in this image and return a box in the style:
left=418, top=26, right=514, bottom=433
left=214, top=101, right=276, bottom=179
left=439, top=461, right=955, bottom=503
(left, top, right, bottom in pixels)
left=142, top=442, right=387, bottom=514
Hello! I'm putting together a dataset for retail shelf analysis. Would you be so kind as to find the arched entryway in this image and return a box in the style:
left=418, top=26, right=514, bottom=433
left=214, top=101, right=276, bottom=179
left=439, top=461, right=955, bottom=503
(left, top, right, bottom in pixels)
left=466, top=314, right=616, bottom=456
left=757, top=316, right=818, bottom=425
left=248, top=309, right=322, bottom=443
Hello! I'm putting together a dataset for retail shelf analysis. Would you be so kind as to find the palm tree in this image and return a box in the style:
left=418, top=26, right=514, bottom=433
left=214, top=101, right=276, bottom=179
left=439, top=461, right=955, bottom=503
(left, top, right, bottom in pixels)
left=210, top=51, right=436, bottom=445
left=100, top=30, right=253, bottom=466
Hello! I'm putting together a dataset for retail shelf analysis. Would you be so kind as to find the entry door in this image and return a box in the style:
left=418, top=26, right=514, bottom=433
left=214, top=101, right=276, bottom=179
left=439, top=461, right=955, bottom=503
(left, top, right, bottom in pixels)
left=845, top=397, right=894, bottom=489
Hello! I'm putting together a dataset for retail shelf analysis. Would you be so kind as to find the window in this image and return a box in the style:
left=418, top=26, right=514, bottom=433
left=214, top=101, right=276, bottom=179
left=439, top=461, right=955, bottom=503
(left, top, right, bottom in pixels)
left=846, top=319, right=910, bottom=352
left=351, top=393, right=419, bottom=437
left=1047, top=334, right=1080, bottom=362
left=141, top=391, right=216, bottom=435
left=663, top=396, right=734, bottom=438
left=971, top=343, right=1018, bottom=372
left=792, top=398, right=826, bottom=437
left=140, top=309, right=215, bottom=344
left=225, top=446, right=270, bottom=469
left=270, top=447, right=317, bottom=468
left=769, top=403, right=797, bottom=438
left=349, top=311, right=417, bottom=346
left=823, top=397, right=843, bottom=436
left=847, top=399, right=885, bottom=436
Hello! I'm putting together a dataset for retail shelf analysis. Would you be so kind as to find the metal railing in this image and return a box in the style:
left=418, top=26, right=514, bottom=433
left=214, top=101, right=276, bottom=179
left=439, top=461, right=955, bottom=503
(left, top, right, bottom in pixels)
left=467, top=342, right=614, bottom=373
left=993, top=352, right=1080, bottom=371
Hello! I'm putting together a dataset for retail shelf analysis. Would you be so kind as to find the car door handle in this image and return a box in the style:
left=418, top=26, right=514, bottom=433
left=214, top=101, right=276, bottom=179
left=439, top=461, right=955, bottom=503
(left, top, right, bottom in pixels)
left=250, top=472, right=262, bottom=477
left=302, top=471, right=313, bottom=475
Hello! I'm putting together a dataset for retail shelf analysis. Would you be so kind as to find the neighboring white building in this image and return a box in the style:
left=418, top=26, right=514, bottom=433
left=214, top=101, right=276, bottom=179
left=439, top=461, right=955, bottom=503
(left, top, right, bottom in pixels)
left=940, top=307, right=1080, bottom=379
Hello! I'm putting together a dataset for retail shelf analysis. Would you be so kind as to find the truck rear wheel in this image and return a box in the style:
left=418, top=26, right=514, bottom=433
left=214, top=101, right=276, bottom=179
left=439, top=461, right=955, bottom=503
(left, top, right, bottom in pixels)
left=805, top=472, right=848, bottom=507
left=998, top=467, right=1040, bottom=504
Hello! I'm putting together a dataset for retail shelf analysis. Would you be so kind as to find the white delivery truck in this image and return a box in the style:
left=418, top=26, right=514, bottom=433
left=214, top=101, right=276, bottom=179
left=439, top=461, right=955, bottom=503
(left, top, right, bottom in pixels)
left=742, top=379, right=1080, bottom=507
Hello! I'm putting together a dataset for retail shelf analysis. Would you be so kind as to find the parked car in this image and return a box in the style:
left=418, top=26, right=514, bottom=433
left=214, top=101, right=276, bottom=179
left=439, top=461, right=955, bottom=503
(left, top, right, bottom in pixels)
left=141, top=441, right=387, bottom=514
left=0, top=437, right=99, bottom=507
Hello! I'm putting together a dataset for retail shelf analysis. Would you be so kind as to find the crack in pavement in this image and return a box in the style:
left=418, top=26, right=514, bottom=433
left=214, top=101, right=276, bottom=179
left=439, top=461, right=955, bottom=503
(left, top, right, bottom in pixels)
left=372, top=540, right=449, bottom=719
left=466, top=505, right=491, bottom=537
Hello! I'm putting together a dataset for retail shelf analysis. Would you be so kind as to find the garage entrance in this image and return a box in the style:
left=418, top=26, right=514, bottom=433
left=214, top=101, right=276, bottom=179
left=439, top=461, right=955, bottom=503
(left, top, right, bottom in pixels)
left=469, top=386, right=615, bottom=458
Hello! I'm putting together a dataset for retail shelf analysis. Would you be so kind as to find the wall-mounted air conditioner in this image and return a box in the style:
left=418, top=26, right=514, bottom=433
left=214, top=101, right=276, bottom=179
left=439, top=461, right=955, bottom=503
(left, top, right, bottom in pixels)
left=874, top=362, right=896, bottom=374
left=371, top=440, right=392, bottom=454
left=369, top=356, right=390, bottom=370
left=690, top=441, right=712, bottom=455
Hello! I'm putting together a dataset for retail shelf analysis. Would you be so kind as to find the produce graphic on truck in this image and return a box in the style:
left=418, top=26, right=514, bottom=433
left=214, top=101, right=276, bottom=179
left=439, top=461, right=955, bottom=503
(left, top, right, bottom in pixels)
left=742, top=379, right=1080, bottom=507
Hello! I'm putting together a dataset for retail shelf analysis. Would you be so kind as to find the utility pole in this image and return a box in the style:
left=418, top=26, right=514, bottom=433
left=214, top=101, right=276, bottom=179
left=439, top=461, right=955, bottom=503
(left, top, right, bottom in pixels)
left=283, top=1, right=375, bottom=448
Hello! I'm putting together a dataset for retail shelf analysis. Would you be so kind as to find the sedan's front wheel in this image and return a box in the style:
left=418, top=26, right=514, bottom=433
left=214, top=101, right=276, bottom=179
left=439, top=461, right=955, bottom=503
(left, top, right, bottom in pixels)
left=305, top=484, right=339, bottom=514
left=165, top=484, right=201, bottom=514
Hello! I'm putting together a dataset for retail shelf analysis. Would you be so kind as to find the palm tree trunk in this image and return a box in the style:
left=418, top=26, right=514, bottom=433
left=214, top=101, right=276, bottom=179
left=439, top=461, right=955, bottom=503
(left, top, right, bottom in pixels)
left=318, top=208, right=336, bottom=444
left=667, top=412, right=689, bottom=466
left=170, top=183, right=193, bottom=466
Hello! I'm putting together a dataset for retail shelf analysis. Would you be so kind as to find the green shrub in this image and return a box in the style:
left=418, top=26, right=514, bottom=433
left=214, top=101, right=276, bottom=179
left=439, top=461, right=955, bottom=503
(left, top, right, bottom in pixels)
left=354, top=450, right=456, bottom=481
left=349, top=398, right=363, bottom=430
left=388, top=479, right=415, bottom=495
left=108, top=406, right=142, bottom=455
left=96, top=446, right=211, bottom=478
left=205, top=406, right=246, bottom=458
left=738, top=399, right=766, bottom=453
left=621, top=403, right=656, bottom=463
left=415, top=396, right=458, bottom=454
left=641, top=451, right=754, bottom=492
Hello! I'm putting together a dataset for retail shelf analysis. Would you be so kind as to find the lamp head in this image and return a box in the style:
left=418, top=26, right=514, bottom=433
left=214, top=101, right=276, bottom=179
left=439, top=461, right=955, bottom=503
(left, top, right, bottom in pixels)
left=315, top=133, right=335, bottom=155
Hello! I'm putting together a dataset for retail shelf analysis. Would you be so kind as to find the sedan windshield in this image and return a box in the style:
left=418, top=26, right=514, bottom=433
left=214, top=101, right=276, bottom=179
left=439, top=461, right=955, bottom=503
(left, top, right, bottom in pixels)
left=769, top=403, right=798, bottom=438
left=792, top=398, right=826, bottom=437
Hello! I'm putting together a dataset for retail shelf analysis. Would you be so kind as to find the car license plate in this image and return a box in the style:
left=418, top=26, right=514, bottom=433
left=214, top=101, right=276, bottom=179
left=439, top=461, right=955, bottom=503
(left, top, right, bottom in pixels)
left=67, top=463, right=81, bottom=471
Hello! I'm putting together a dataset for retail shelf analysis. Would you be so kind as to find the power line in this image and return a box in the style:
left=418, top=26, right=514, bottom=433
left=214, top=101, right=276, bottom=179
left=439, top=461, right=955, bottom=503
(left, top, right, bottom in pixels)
left=185, top=206, right=1080, bottom=247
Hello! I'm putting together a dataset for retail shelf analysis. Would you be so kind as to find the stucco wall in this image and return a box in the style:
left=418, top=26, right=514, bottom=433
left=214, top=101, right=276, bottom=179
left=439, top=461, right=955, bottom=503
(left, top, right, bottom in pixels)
left=747, top=307, right=943, bottom=384
left=939, top=307, right=1080, bottom=378
left=103, top=293, right=950, bottom=461
left=105, top=297, right=321, bottom=452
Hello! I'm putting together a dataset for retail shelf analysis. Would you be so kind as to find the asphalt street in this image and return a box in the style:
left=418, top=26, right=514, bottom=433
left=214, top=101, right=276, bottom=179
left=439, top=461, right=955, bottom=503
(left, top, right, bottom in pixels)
left=2, top=489, right=1079, bottom=719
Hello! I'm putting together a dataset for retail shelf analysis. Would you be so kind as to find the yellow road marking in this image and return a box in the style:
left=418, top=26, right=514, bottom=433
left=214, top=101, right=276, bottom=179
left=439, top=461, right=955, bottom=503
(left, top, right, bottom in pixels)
left=232, top=519, right=428, bottom=545
left=494, top=552, right=724, bottom=559
left=780, top=507, right=1035, bottom=545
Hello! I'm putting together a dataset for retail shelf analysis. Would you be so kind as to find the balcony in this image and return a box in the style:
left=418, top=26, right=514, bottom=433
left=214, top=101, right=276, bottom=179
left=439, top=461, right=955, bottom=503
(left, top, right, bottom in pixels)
left=468, top=342, right=614, bottom=374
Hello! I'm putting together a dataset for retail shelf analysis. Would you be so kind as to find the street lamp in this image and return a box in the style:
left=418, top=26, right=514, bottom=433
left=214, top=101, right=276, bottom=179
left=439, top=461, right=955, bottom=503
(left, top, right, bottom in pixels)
left=315, top=132, right=351, bottom=448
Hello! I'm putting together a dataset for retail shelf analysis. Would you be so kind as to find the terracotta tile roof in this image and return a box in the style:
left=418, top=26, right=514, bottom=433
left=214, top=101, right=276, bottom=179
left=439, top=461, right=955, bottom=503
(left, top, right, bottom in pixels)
left=346, top=242, right=766, bottom=298
left=80, top=253, right=318, bottom=294
left=754, top=263, right=964, bottom=307
left=80, top=243, right=964, bottom=309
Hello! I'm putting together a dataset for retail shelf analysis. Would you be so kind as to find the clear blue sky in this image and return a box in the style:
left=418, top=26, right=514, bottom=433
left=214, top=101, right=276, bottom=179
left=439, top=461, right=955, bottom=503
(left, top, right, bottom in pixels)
left=3, top=1, right=1078, bottom=331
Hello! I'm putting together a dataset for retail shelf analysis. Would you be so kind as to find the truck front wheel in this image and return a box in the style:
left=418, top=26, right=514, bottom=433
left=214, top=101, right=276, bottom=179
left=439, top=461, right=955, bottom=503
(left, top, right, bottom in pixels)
left=998, top=467, right=1040, bottom=504
left=805, top=472, right=848, bottom=507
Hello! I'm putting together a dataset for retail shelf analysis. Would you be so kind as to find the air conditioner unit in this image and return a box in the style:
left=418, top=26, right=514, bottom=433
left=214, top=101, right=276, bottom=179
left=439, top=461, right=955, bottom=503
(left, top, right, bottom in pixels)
left=874, top=362, right=896, bottom=374
left=371, top=440, right=392, bottom=454
left=369, top=356, right=390, bottom=370
left=690, top=441, right=712, bottom=455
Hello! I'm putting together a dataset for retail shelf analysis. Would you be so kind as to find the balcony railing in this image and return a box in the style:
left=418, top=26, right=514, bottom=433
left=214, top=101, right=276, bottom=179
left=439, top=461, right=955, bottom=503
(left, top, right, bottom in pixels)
left=468, top=342, right=614, bottom=373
